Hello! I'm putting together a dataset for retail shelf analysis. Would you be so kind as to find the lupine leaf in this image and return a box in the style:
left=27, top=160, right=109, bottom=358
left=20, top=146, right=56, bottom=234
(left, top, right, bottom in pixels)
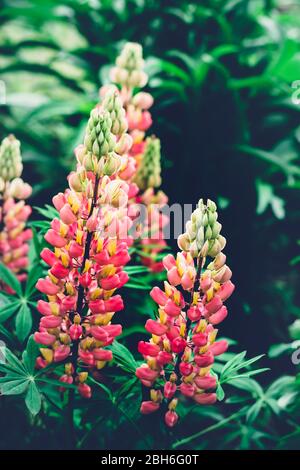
left=0, top=263, right=22, bottom=296
left=25, top=381, right=42, bottom=415
left=15, top=304, right=33, bottom=342
left=0, top=379, right=29, bottom=395
left=22, top=335, right=40, bottom=374
left=0, top=301, right=21, bottom=323
left=109, top=341, right=138, bottom=374
left=1, top=347, right=27, bottom=375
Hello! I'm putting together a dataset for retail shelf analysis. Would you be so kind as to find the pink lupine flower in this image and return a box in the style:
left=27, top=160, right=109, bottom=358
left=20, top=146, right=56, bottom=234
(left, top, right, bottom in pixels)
left=164, top=381, right=177, bottom=399
left=194, top=393, right=217, bottom=405
left=140, top=401, right=160, bottom=414
left=34, top=332, right=56, bottom=346
left=165, top=410, right=179, bottom=427
left=145, top=319, right=168, bottom=336
left=138, top=341, right=160, bottom=357
left=209, top=340, right=229, bottom=356
left=136, top=199, right=235, bottom=426
left=36, top=278, right=60, bottom=295
left=33, top=88, right=133, bottom=398
left=105, top=43, right=170, bottom=272
left=0, top=136, right=32, bottom=291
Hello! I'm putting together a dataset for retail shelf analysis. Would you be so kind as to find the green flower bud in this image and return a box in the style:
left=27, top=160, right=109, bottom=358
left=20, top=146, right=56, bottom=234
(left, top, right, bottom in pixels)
left=111, top=42, right=148, bottom=89
left=0, top=177, right=4, bottom=192
left=97, top=152, right=121, bottom=176
left=101, top=86, right=128, bottom=137
left=0, top=135, right=23, bottom=182
left=134, top=136, right=162, bottom=191
left=178, top=198, right=227, bottom=259
left=84, top=108, right=116, bottom=161
left=207, top=239, right=221, bottom=258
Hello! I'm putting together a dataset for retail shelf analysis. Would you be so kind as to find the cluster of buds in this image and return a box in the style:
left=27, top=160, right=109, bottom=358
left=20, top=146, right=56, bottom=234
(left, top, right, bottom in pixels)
left=110, top=42, right=148, bottom=90
left=178, top=199, right=226, bottom=258
left=134, top=137, right=162, bottom=191
left=0, top=135, right=32, bottom=289
left=136, top=199, right=235, bottom=427
left=108, top=42, right=168, bottom=272
left=34, top=89, right=133, bottom=398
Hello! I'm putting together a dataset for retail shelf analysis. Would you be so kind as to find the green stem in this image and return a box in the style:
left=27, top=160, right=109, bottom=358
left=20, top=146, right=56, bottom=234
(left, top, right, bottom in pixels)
left=172, top=407, right=246, bottom=449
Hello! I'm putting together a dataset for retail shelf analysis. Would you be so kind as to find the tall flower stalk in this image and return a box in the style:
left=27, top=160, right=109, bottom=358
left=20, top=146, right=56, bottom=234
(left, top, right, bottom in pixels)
left=104, top=42, right=169, bottom=271
left=34, top=89, right=133, bottom=399
left=0, top=135, right=32, bottom=291
left=136, top=199, right=235, bottom=427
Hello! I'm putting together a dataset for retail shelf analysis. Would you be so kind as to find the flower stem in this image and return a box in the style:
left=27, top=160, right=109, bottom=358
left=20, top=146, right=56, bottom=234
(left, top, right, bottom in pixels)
left=67, top=175, right=100, bottom=447
left=174, top=255, right=203, bottom=378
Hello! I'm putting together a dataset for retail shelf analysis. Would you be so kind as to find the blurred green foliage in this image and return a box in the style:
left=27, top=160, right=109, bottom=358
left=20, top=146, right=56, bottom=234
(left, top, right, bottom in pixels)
left=1, top=0, right=300, bottom=450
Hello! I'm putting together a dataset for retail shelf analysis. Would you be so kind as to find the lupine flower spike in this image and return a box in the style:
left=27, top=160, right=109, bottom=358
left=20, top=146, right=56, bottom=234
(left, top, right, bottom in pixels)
left=0, top=135, right=32, bottom=290
left=107, top=42, right=169, bottom=271
left=34, top=91, right=133, bottom=398
left=136, top=199, right=235, bottom=426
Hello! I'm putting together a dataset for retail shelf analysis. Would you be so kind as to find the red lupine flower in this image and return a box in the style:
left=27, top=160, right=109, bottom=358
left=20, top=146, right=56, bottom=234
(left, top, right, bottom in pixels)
left=104, top=43, right=169, bottom=272
left=0, top=136, right=32, bottom=291
left=136, top=199, right=235, bottom=426
left=33, top=87, right=133, bottom=398
left=140, top=401, right=160, bottom=414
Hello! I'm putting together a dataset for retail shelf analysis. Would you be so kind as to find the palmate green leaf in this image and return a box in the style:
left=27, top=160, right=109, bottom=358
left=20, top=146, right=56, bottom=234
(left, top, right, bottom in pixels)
left=220, top=352, right=267, bottom=384
left=0, top=323, right=15, bottom=343
left=246, top=398, right=264, bottom=424
left=25, top=262, right=43, bottom=298
left=216, top=384, right=225, bottom=401
left=25, top=382, right=42, bottom=416
left=15, top=303, right=33, bottom=342
left=22, top=335, right=40, bottom=374
left=0, top=378, right=29, bottom=395
left=266, top=376, right=295, bottom=398
left=33, top=204, right=59, bottom=220
left=220, top=350, right=247, bottom=377
left=30, top=226, right=45, bottom=259
left=223, top=368, right=270, bottom=383
left=109, top=340, right=137, bottom=374
left=227, top=377, right=264, bottom=397
left=1, top=347, right=27, bottom=375
left=0, top=262, right=22, bottom=296
left=0, top=300, right=21, bottom=323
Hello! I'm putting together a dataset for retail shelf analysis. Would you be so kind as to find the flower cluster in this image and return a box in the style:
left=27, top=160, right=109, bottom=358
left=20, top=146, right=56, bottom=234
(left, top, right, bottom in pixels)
left=0, top=135, right=32, bottom=290
left=109, top=42, right=169, bottom=271
left=34, top=89, right=133, bottom=398
left=136, top=199, right=235, bottom=427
